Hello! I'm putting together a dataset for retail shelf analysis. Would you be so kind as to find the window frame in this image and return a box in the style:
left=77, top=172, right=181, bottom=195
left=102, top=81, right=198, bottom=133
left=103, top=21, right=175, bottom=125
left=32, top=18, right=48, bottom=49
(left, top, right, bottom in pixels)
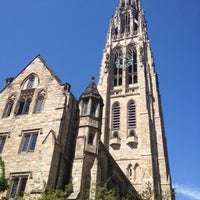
left=112, top=102, right=120, bottom=130
left=83, top=100, right=89, bottom=116
left=114, top=49, right=123, bottom=87
left=0, top=134, right=7, bottom=154
left=9, top=175, right=28, bottom=199
left=126, top=51, right=138, bottom=85
left=16, top=97, right=32, bottom=115
left=34, top=96, right=44, bottom=113
left=88, top=133, right=94, bottom=145
left=128, top=100, right=136, bottom=129
left=19, top=130, right=39, bottom=153
left=3, top=100, right=14, bottom=118
left=26, top=75, right=35, bottom=90
left=91, top=101, right=98, bottom=117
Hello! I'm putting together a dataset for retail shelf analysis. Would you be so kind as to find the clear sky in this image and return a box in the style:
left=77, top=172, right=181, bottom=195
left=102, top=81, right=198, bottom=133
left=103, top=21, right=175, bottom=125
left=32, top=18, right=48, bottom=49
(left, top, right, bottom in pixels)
left=0, top=0, right=199, bottom=200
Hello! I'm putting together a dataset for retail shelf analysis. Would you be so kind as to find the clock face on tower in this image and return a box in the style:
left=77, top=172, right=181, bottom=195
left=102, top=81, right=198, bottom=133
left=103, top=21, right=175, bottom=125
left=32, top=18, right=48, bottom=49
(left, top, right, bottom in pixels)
left=115, top=54, right=133, bottom=68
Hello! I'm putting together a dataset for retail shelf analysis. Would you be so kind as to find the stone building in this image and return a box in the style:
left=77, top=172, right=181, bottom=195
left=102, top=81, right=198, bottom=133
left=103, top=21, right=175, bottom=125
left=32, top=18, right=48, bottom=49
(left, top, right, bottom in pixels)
left=0, top=56, right=79, bottom=198
left=0, top=0, right=174, bottom=199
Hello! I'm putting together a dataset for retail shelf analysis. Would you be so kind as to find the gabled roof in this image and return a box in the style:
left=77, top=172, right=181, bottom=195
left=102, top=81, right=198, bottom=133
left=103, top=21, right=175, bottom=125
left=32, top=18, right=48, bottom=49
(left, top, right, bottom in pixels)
left=18, top=54, right=63, bottom=85
left=34, top=54, right=63, bottom=85
left=1, top=54, right=68, bottom=92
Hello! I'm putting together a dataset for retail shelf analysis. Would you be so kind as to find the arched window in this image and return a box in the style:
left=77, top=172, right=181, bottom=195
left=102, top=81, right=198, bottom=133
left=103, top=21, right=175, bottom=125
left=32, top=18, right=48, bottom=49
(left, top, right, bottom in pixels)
left=112, top=103, right=120, bottom=130
left=22, top=74, right=39, bottom=90
left=121, top=12, right=130, bottom=34
left=3, top=100, right=14, bottom=117
left=127, top=163, right=139, bottom=181
left=126, top=47, right=138, bottom=84
left=34, top=96, right=44, bottom=113
left=27, top=75, right=35, bottom=89
left=128, top=101, right=136, bottom=128
left=134, top=163, right=139, bottom=181
left=114, top=48, right=123, bottom=86
left=127, top=164, right=133, bottom=181
left=88, top=133, right=94, bottom=145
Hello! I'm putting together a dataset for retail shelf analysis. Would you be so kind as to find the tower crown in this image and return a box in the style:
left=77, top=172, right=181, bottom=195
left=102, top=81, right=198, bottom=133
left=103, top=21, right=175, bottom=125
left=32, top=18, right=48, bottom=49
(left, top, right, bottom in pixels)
left=107, top=0, right=146, bottom=42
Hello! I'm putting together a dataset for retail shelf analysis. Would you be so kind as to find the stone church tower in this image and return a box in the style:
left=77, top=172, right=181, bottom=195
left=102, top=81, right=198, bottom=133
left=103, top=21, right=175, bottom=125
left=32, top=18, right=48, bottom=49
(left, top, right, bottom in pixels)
left=98, top=0, right=173, bottom=198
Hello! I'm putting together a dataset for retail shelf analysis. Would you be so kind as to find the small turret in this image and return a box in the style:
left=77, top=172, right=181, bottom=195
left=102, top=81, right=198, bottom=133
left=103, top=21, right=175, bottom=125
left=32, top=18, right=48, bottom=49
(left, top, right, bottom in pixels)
left=79, top=77, right=103, bottom=153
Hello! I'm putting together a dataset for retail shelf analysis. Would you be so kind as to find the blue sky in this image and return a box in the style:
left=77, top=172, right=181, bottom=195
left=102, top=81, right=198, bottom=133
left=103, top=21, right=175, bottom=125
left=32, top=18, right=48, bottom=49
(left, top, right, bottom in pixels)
left=0, top=1, right=199, bottom=199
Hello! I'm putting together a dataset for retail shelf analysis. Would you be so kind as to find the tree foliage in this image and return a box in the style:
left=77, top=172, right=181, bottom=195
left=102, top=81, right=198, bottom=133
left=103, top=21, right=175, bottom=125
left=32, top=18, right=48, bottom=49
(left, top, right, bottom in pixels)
left=9, top=181, right=173, bottom=200
left=0, top=157, right=8, bottom=193
left=91, top=183, right=118, bottom=200
left=39, top=184, right=72, bottom=200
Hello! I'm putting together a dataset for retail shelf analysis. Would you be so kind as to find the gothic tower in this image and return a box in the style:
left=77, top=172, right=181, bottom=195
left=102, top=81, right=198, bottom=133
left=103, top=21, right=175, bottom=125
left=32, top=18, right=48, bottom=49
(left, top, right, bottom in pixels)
left=98, top=0, right=173, bottom=199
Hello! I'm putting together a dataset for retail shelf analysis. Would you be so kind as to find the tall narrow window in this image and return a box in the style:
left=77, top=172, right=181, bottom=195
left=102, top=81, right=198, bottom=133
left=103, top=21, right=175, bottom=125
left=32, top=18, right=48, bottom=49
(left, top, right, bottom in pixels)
left=20, top=131, right=38, bottom=152
left=27, top=75, right=35, bottom=89
left=83, top=100, right=89, bottom=116
left=127, top=48, right=138, bottom=85
left=17, top=99, right=25, bottom=115
left=91, top=101, right=98, bottom=117
left=128, top=101, right=136, bottom=129
left=35, top=96, right=44, bottom=113
left=114, top=49, right=123, bottom=86
left=126, top=12, right=130, bottom=32
left=134, top=163, right=139, bottom=181
left=127, top=164, right=133, bottom=181
left=121, top=12, right=130, bottom=34
left=88, top=133, right=94, bottom=145
left=0, top=135, right=6, bottom=154
left=112, top=103, right=120, bottom=130
left=23, top=98, right=32, bottom=114
left=9, top=177, right=28, bottom=199
left=3, top=100, right=14, bottom=117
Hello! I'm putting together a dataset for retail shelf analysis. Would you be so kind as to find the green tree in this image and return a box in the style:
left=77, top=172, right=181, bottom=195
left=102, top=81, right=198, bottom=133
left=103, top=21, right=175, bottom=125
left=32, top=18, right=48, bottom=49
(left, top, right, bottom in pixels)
left=39, top=184, right=72, bottom=200
left=0, top=157, right=8, bottom=193
left=93, top=183, right=118, bottom=200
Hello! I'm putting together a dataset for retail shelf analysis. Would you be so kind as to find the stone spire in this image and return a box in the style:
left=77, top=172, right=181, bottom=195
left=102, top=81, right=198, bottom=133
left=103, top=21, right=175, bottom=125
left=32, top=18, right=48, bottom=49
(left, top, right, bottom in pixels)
left=81, top=77, right=100, bottom=97
left=105, top=0, right=146, bottom=43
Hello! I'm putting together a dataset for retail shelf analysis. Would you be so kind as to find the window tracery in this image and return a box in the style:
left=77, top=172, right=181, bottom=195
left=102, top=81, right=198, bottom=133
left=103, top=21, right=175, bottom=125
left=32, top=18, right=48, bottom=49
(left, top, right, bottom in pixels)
left=126, top=46, right=138, bottom=84
left=26, top=75, right=35, bottom=89
left=114, top=48, right=123, bottom=86
left=15, top=89, right=34, bottom=115
left=121, top=12, right=130, bottom=34
left=22, top=73, right=39, bottom=91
